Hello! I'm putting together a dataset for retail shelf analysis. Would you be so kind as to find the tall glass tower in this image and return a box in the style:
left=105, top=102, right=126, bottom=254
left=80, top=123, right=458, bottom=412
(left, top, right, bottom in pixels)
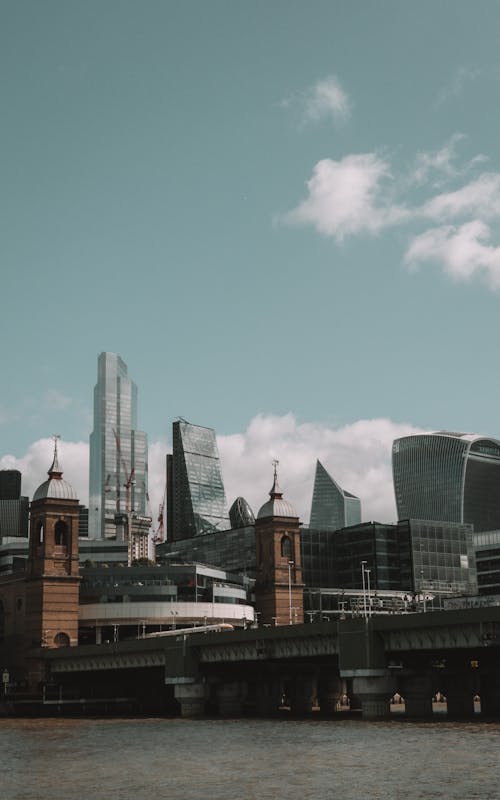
left=167, top=420, right=229, bottom=540
left=309, top=460, right=361, bottom=530
left=392, top=432, right=500, bottom=532
left=89, top=352, right=148, bottom=539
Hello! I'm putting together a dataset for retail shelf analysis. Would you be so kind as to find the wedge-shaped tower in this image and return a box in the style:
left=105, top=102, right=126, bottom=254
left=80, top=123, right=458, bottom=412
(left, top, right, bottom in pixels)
left=309, top=460, right=361, bottom=530
left=168, top=420, right=229, bottom=540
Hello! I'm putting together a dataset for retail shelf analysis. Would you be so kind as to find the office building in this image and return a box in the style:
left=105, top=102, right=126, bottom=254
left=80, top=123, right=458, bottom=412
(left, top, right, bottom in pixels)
left=309, top=460, right=361, bottom=530
left=474, top=530, right=500, bottom=595
left=167, top=420, right=229, bottom=540
left=0, top=469, right=29, bottom=542
left=399, top=518, right=478, bottom=596
left=89, top=352, right=148, bottom=539
left=392, top=432, right=500, bottom=532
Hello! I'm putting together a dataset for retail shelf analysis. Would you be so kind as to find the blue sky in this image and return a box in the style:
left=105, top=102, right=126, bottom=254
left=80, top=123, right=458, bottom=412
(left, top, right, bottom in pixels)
left=2, top=1, right=500, bottom=520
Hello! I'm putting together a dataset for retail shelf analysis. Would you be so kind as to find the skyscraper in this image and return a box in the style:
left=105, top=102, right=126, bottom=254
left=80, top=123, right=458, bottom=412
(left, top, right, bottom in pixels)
left=309, top=460, right=361, bottom=530
left=392, top=432, right=500, bottom=532
left=167, top=420, right=229, bottom=540
left=0, top=469, right=29, bottom=542
left=89, top=352, right=148, bottom=539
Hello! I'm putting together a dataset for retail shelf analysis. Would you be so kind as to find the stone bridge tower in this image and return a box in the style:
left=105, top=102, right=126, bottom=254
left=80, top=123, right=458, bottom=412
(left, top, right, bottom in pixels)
left=25, top=437, right=80, bottom=652
left=254, top=462, right=304, bottom=626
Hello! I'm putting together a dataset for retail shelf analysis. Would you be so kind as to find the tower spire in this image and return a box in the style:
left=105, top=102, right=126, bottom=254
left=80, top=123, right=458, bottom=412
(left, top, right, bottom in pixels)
left=269, top=459, right=283, bottom=499
left=48, top=434, right=63, bottom=480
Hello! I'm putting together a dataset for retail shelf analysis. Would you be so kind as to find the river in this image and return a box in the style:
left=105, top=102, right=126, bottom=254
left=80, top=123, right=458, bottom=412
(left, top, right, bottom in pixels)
left=1, top=717, right=499, bottom=800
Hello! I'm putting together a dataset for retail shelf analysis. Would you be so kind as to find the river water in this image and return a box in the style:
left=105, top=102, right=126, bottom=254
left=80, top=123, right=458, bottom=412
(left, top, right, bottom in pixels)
left=1, top=717, right=499, bottom=800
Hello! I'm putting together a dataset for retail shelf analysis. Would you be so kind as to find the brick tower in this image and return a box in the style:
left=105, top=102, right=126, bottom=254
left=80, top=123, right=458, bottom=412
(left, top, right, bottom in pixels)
left=25, top=437, right=80, bottom=650
left=254, top=461, right=304, bottom=626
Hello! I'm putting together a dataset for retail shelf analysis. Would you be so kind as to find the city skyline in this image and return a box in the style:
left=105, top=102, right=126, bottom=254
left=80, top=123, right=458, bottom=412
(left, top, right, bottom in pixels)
left=2, top=3, right=500, bottom=522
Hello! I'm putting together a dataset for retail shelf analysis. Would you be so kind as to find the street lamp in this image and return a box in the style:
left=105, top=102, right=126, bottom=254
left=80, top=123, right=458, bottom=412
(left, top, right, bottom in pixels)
left=365, top=568, right=372, bottom=617
left=361, top=561, right=367, bottom=619
left=288, top=561, right=294, bottom=625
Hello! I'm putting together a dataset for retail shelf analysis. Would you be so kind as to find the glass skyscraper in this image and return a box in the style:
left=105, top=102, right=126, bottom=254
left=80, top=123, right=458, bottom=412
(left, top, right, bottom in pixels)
left=89, top=352, right=148, bottom=539
left=392, top=432, right=500, bottom=532
left=309, top=460, right=361, bottom=530
left=167, top=420, right=229, bottom=540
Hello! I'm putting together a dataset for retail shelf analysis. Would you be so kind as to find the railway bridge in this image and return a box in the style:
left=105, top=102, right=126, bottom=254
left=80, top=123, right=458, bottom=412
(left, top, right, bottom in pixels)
left=36, top=606, right=500, bottom=719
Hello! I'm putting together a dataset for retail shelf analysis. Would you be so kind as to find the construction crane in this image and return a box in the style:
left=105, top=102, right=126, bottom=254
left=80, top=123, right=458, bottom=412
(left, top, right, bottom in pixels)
left=112, top=428, right=136, bottom=566
left=151, top=488, right=166, bottom=562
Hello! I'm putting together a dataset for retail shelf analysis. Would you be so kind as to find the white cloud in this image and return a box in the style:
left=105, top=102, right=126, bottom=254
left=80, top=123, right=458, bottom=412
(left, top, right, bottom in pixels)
left=411, top=133, right=467, bottom=186
left=303, top=75, right=351, bottom=123
left=284, top=154, right=409, bottom=241
left=421, top=173, right=500, bottom=222
left=217, top=413, right=424, bottom=524
left=281, top=75, right=351, bottom=125
left=0, top=438, right=89, bottom=505
left=282, top=134, right=500, bottom=291
left=1, top=416, right=424, bottom=531
left=405, top=219, right=500, bottom=288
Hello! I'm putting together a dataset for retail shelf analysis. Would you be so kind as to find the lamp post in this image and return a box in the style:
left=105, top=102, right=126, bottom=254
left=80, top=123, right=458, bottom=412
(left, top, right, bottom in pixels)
left=361, top=561, right=367, bottom=619
left=288, top=560, right=294, bottom=625
left=365, top=568, right=371, bottom=617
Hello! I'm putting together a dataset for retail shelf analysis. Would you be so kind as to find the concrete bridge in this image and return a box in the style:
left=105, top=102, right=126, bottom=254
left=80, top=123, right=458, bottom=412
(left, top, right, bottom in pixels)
left=36, top=606, right=500, bottom=719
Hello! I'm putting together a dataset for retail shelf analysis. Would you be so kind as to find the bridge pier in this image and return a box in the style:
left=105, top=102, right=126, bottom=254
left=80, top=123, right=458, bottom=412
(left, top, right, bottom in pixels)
left=479, top=672, right=500, bottom=716
left=174, top=681, right=208, bottom=717
left=399, top=673, right=433, bottom=718
left=216, top=681, right=247, bottom=717
left=317, top=676, right=344, bottom=715
left=352, top=674, right=395, bottom=720
left=444, top=671, right=476, bottom=717
left=289, top=674, right=317, bottom=715
left=254, top=679, right=283, bottom=716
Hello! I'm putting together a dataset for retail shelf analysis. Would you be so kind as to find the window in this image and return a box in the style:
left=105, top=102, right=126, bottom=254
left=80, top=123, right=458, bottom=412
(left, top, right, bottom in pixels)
left=54, top=521, right=68, bottom=547
left=281, top=535, right=292, bottom=559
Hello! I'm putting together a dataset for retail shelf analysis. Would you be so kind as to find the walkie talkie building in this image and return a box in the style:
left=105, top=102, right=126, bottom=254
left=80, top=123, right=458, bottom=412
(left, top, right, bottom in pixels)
left=392, top=432, right=500, bottom=532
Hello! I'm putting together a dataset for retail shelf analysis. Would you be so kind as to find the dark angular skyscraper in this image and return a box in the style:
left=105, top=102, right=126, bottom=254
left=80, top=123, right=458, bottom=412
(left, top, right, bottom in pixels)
left=309, top=460, right=361, bottom=530
left=167, top=420, right=229, bottom=540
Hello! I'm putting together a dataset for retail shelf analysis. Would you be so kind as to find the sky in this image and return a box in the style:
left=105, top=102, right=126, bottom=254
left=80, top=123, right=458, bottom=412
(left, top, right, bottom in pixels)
left=2, top=1, right=500, bottom=525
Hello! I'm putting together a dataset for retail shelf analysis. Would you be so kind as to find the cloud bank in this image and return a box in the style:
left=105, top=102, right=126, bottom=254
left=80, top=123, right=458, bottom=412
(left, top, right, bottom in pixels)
left=284, top=133, right=500, bottom=289
left=1, top=414, right=423, bottom=531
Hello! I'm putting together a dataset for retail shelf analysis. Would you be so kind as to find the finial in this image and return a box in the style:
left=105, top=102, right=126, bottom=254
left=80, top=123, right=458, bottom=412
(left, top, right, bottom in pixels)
left=48, top=434, right=63, bottom=479
left=269, top=459, right=283, bottom=499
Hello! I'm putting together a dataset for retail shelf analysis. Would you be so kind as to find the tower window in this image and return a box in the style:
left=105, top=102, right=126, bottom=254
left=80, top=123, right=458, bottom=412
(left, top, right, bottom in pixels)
left=36, top=520, right=44, bottom=544
left=54, top=521, right=68, bottom=547
left=281, top=535, right=292, bottom=559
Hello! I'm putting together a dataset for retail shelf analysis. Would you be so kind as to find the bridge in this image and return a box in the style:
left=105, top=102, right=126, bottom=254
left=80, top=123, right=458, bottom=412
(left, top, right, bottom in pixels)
left=34, top=606, right=500, bottom=719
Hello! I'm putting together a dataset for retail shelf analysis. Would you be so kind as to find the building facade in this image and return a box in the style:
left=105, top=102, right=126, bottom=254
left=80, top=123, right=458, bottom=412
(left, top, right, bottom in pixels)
left=309, top=460, right=361, bottom=530
left=0, top=469, right=29, bottom=543
left=392, top=432, right=500, bottom=532
left=167, top=420, right=229, bottom=540
left=89, top=352, right=148, bottom=539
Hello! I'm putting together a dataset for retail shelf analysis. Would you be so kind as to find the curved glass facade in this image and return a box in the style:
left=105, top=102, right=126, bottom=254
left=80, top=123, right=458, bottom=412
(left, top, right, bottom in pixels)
left=393, top=433, right=500, bottom=532
left=229, top=497, right=255, bottom=529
